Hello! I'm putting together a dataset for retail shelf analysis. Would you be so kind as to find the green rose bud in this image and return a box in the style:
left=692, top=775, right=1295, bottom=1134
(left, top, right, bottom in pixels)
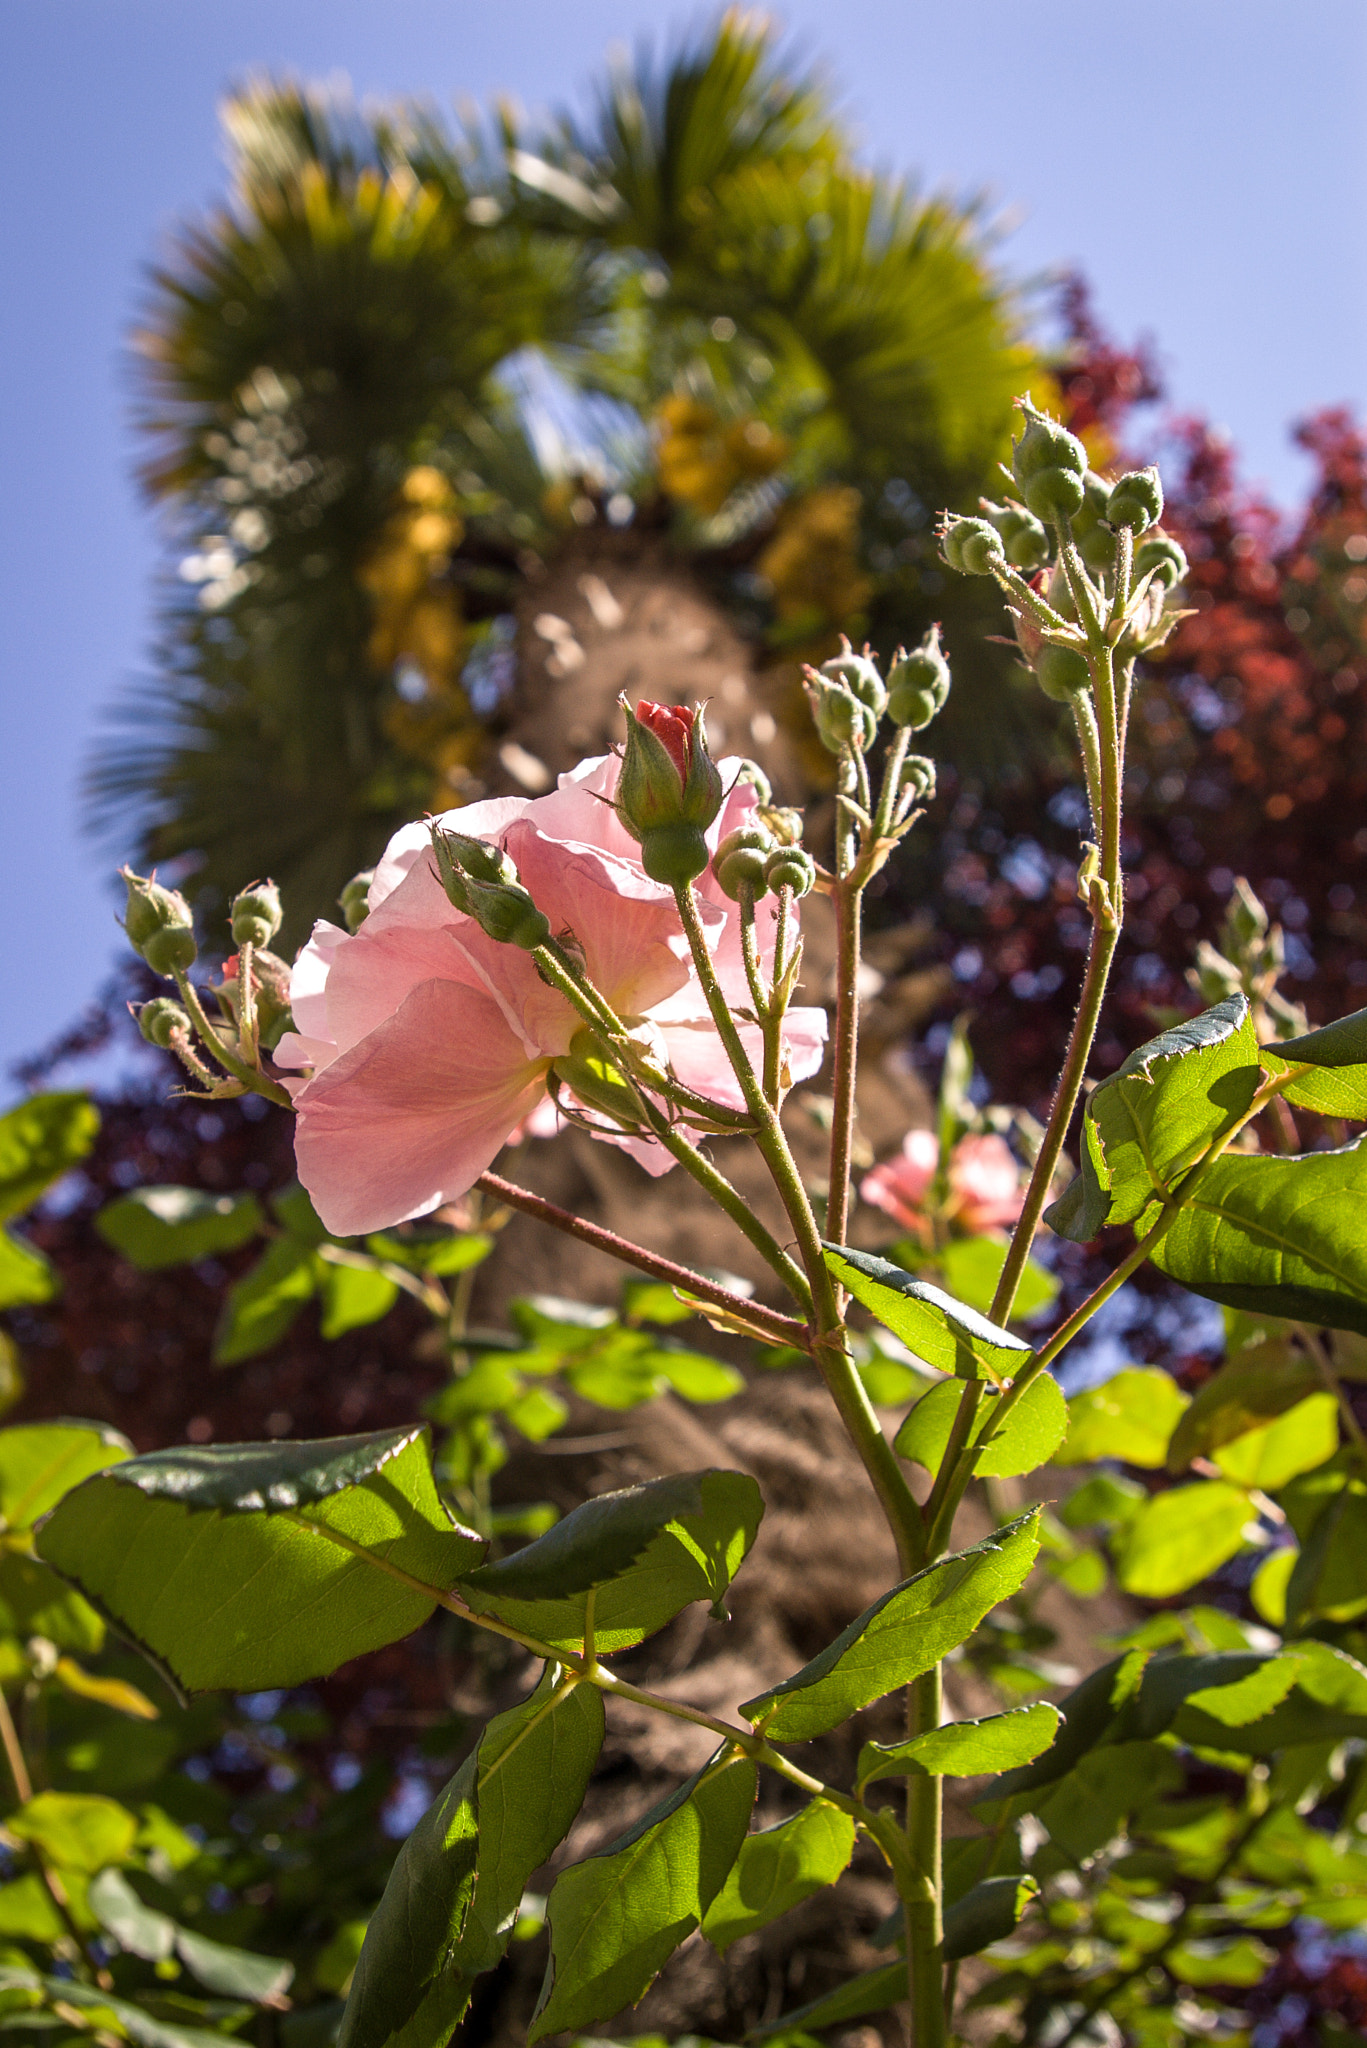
left=757, top=803, right=805, bottom=847
left=899, top=755, right=937, bottom=804
left=713, top=824, right=775, bottom=901
left=806, top=674, right=878, bottom=754
left=819, top=638, right=887, bottom=718
left=886, top=625, right=951, bottom=730
left=1069, top=475, right=1118, bottom=574
left=1106, top=466, right=1164, bottom=534
left=764, top=846, right=816, bottom=898
left=982, top=499, right=1050, bottom=571
left=229, top=879, right=283, bottom=949
left=552, top=1029, right=643, bottom=1130
left=1134, top=531, right=1189, bottom=591
left=639, top=823, right=711, bottom=887
left=1034, top=644, right=1093, bottom=701
left=940, top=515, right=1006, bottom=576
left=120, top=868, right=197, bottom=978
left=1012, top=400, right=1087, bottom=482
left=337, top=869, right=374, bottom=933
left=136, top=997, right=191, bottom=1050
left=429, top=826, right=551, bottom=948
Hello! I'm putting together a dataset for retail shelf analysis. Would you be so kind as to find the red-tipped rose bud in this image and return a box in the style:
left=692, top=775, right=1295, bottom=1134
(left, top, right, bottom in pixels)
left=120, top=868, right=197, bottom=978
left=616, top=697, right=723, bottom=885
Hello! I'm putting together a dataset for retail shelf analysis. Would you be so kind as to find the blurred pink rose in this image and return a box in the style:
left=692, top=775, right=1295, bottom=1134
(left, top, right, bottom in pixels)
left=277, top=754, right=827, bottom=1235
left=860, top=1128, right=940, bottom=1231
left=947, top=1133, right=1025, bottom=1233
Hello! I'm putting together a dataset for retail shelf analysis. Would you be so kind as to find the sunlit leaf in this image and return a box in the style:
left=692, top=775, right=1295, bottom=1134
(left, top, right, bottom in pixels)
left=894, top=1375, right=1066, bottom=1478
left=857, top=1702, right=1061, bottom=1788
left=824, top=1244, right=1031, bottom=1385
left=96, top=1186, right=264, bottom=1271
left=0, top=1094, right=100, bottom=1224
left=1115, top=1482, right=1254, bottom=1598
left=702, top=1800, right=855, bottom=1954
left=212, top=1237, right=317, bottom=1363
left=1057, top=1368, right=1188, bottom=1470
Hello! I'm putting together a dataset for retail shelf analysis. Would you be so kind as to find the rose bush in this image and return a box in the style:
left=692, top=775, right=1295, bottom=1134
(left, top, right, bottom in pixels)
left=279, top=751, right=826, bottom=1234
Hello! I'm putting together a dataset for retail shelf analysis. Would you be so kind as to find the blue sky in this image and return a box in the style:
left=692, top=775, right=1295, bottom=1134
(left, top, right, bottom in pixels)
left=2, top=1, right=1365, bottom=1080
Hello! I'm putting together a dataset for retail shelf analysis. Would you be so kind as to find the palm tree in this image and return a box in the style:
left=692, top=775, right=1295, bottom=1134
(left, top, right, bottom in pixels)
left=91, top=15, right=1038, bottom=943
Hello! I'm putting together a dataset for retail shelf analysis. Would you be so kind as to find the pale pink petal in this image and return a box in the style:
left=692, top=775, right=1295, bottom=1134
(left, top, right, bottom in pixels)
left=319, top=920, right=490, bottom=1065
left=293, top=979, right=550, bottom=1235
left=288, top=921, right=349, bottom=1053
left=590, top=1128, right=678, bottom=1178
left=273, top=1031, right=334, bottom=1075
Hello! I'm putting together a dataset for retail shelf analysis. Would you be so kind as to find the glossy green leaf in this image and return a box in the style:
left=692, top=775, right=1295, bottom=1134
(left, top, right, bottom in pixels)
left=174, top=1925, right=294, bottom=2003
left=1032, top=1740, right=1182, bottom=1862
left=1115, top=1481, right=1254, bottom=1598
left=0, top=1421, right=132, bottom=1529
left=341, top=1663, right=604, bottom=2048
left=1048, top=997, right=1259, bottom=1242
left=35, top=1427, right=484, bottom=1693
left=823, top=1244, right=1031, bottom=1386
left=857, top=1702, right=1061, bottom=1789
left=0, top=1093, right=99, bottom=1223
left=1262, top=1007, right=1367, bottom=1118
left=87, top=1867, right=174, bottom=1960
left=459, top=1468, right=763, bottom=1654
left=8, top=1792, right=138, bottom=1871
left=212, top=1237, right=317, bottom=1364
left=943, top=1873, right=1040, bottom=1960
left=1167, top=1345, right=1322, bottom=1472
left=1151, top=1139, right=1367, bottom=1336
left=702, top=1800, right=855, bottom=1954
left=1212, top=1394, right=1338, bottom=1489
left=1284, top=1471, right=1367, bottom=1622
left=1056, top=1368, right=1189, bottom=1470
left=936, top=1236, right=1059, bottom=1322
left=621, top=1278, right=695, bottom=1325
left=893, top=1375, right=1067, bottom=1479
left=366, top=1228, right=493, bottom=1276
left=318, top=1258, right=400, bottom=1339
left=0, top=1554, right=105, bottom=1653
left=741, top=1512, right=1040, bottom=1742
left=95, top=1187, right=264, bottom=1271
left=0, top=1230, right=56, bottom=1309
left=990, top=1655, right=1132, bottom=1802
left=530, top=1746, right=756, bottom=2042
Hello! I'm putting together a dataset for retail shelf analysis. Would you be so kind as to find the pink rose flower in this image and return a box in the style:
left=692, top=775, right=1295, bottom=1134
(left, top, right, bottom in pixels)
left=861, top=1128, right=940, bottom=1232
left=947, top=1132, right=1026, bottom=1233
left=277, top=755, right=827, bottom=1235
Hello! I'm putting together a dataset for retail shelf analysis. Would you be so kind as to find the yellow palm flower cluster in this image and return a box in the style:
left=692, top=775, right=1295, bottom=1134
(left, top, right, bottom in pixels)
left=756, top=485, right=872, bottom=640
left=359, top=465, right=467, bottom=690
left=654, top=396, right=788, bottom=517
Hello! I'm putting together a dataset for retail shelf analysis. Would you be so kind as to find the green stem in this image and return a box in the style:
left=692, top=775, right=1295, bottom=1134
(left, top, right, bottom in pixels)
left=904, top=1667, right=947, bottom=2048
left=173, top=972, right=292, bottom=1106
left=673, top=882, right=924, bottom=1571
left=643, top=1111, right=814, bottom=1313
left=825, top=880, right=861, bottom=1252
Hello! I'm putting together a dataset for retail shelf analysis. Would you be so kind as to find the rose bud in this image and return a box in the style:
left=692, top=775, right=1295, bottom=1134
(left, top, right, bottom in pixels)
left=430, top=827, right=551, bottom=949
left=887, top=625, right=951, bottom=731
left=805, top=673, right=878, bottom=754
left=819, top=637, right=887, bottom=718
left=1069, top=475, right=1119, bottom=575
left=1035, top=645, right=1092, bottom=701
left=765, top=846, right=816, bottom=898
left=135, top=996, right=191, bottom=1049
left=337, top=869, right=374, bottom=933
left=939, top=515, right=1006, bottom=576
left=1011, top=400, right=1088, bottom=523
left=713, top=824, right=775, bottom=901
left=616, top=697, right=724, bottom=885
left=1134, top=532, right=1189, bottom=591
left=120, top=868, right=197, bottom=977
left=229, top=879, right=283, bottom=949
left=1106, top=466, right=1164, bottom=535
left=981, top=498, right=1050, bottom=571
left=899, top=755, right=937, bottom=804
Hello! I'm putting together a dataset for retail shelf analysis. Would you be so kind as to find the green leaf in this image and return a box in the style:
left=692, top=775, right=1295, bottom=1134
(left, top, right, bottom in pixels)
left=857, top=1703, right=1061, bottom=1789
left=95, top=1187, right=264, bottom=1271
left=0, top=1875, right=66, bottom=1942
left=1262, top=1007, right=1367, bottom=1118
left=943, top=1873, right=1041, bottom=1960
left=1115, top=1481, right=1254, bottom=1598
left=1032, top=1740, right=1182, bottom=1862
left=1284, top=1472, right=1367, bottom=1622
left=365, top=1229, right=493, bottom=1276
left=35, top=1427, right=484, bottom=1693
left=936, top=1237, right=1059, bottom=1322
left=87, top=1868, right=174, bottom=1960
left=0, top=1554, right=106, bottom=1653
left=621, top=1278, right=695, bottom=1326
left=458, top=1469, right=763, bottom=1654
left=752, top=1961, right=907, bottom=2036
left=1056, top=1368, right=1189, bottom=1470
left=1167, top=1345, right=1322, bottom=1471
left=0, top=1421, right=132, bottom=1528
left=341, top=1663, right=604, bottom=2048
left=530, top=1746, right=756, bottom=2042
left=31, top=1975, right=237, bottom=2048
left=702, top=1800, right=855, bottom=1955
left=651, top=1346, right=744, bottom=1403
left=988, top=1657, right=1130, bottom=1801
left=174, top=1925, right=293, bottom=2003
left=0, top=1230, right=56, bottom=1309
left=741, top=1512, right=1040, bottom=1742
left=1167, top=1935, right=1273, bottom=1988
left=0, top=1093, right=99, bottom=1223
left=1151, top=1139, right=1367, bottom=1337
left=505, top=1385, right=569, bottom=1442
left=318, top=1258, right=400, bottom=1339
left=1212, top=1394, right=1339, bottom=1489
left=213, top=1237, right=318, bottom=1363
left=1048, top=997, right=1260, bottom=1242
left=823, top=1244, right=1031, bottom=1386
left=8, top=1792, right=138, bottom=1871
left=893, top=1375, right=1067, bottom=1479
left=270, top=1180, right=330, bottom=1244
